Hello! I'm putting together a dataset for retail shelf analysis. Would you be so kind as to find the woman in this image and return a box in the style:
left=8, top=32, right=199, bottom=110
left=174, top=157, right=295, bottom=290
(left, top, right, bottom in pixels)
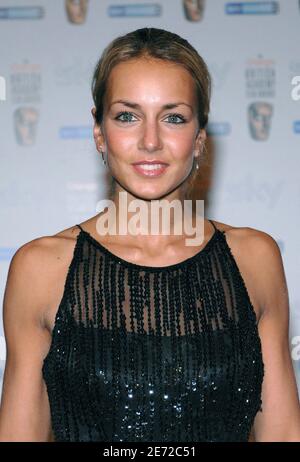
left=0, top=27, right=300, bottom=442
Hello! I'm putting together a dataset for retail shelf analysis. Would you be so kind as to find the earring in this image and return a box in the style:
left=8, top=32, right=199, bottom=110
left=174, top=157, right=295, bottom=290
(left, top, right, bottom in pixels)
left=100, top=148, right=106, bottom=166
left=194, top=152, right=199, bottom=170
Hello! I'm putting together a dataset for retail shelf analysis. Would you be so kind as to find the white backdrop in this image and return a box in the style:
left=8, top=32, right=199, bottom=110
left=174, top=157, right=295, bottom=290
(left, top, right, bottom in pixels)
left=0, top=0, right=299, bottom=403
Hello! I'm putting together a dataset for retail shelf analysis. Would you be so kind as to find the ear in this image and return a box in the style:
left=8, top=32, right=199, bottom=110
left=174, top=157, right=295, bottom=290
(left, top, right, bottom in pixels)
left=91, top=106, right=106, bottom=152
left=194, top=128, right=207, bottom=158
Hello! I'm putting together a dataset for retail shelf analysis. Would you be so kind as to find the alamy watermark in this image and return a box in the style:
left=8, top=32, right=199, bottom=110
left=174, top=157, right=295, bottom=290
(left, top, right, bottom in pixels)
left=95, top=192, right=205, bottom=246
left=291, top=76, right=300, bottom=101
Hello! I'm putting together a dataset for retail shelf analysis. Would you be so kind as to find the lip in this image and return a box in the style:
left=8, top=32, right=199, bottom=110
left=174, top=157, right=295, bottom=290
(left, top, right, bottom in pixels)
left=132, top=163, right=169, bottom=178
left=132, top=160, right=169, bottom=165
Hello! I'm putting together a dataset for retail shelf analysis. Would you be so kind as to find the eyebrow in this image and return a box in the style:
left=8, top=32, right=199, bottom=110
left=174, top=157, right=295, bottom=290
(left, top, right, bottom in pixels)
left=109, top=99, right=193, bottom=111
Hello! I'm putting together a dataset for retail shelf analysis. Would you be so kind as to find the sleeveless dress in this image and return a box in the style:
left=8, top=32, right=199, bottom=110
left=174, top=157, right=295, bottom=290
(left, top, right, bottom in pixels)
left=42, top=219, right=264, bottom=442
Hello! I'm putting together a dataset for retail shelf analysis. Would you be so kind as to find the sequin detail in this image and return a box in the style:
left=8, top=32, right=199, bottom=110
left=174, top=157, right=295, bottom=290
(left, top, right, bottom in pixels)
left=42, top=220, right=264, bottom=442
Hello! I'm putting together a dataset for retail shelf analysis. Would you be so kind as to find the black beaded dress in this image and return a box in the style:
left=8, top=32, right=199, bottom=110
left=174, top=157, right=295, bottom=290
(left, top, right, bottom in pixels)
left=42, top=219, right=264, bottom=442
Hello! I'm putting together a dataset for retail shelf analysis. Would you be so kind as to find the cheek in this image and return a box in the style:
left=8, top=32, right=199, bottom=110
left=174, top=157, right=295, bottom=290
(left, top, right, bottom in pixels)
left=168, top=133, right=194, bottom=162
left=105, top=131, right=132, bottom=159
left=169, top=141, right=194, bottom=165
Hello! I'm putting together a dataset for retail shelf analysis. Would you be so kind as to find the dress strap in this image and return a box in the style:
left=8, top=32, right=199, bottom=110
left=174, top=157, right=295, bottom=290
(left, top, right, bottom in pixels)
left=75, top=223, right=84, bottom=232
left=208, top=219, right=218, bottom=232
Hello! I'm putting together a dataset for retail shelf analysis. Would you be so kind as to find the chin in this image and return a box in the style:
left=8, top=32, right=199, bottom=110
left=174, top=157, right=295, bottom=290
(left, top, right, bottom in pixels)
left=132, top=189, right=167, bottom=201
left=114, top=173, right=179, bottom=201
left=127, top=184, right=173, bottom=201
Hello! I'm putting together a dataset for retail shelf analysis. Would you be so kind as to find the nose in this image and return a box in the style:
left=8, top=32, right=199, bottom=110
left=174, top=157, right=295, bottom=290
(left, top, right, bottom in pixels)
left=138, top=119, right=163, bottom=153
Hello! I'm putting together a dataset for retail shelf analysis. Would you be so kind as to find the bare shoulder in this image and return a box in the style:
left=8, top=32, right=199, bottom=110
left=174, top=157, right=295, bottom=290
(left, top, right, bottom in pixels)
left=10, top=224, right=81, bottom=274
left=6, top=224, right=81, bottom=329
left=212, top=220, right=281, bottom=322
left=212, top=220, right=280, bottom=256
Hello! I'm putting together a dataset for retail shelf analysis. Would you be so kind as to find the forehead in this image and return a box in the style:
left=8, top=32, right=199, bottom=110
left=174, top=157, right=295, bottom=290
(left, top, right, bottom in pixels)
left=106, top=58, right=196, bottom=104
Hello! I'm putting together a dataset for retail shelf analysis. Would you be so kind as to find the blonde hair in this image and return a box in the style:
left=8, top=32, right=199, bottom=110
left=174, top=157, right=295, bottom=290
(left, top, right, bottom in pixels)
left=91, top=27, right=211, bottom=200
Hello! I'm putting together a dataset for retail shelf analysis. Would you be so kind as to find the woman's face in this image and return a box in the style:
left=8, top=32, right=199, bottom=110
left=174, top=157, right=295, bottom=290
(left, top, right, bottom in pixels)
left=93, top=57, right=206, bottom=201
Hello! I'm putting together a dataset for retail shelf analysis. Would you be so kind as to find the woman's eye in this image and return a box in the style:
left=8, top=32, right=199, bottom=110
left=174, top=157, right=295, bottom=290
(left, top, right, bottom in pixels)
left=166, top=114, right=187, bottom=124
left=115, top=111, right=136, bottom=123
left=114, top=111, right=186, bottom=124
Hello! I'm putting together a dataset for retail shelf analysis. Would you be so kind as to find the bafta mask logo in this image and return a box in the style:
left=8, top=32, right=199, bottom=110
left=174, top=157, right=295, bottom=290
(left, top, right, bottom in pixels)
left=65, top=0, right=88, bottom=24
left=248, top=102, right=273, bottom=141
left=14, top=107, right=39, bottom=146
left=183, top=0, right=205, bottom=21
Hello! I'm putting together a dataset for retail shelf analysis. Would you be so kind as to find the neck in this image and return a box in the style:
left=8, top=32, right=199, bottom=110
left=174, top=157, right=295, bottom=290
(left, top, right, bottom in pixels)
left=96, top=188, right=205, bottom=247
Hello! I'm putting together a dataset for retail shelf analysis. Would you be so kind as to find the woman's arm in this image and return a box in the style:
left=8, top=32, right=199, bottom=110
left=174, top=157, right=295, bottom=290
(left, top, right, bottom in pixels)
left=250, top=230, right=300, bottom=442
left=0, top=241, right=53, bottom=441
